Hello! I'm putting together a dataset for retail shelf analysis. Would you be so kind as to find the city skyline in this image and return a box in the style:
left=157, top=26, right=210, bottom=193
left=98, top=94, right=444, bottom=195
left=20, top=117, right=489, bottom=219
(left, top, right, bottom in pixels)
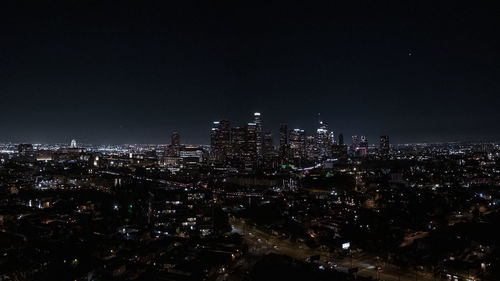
left=2, top=110, right=499, bottom=145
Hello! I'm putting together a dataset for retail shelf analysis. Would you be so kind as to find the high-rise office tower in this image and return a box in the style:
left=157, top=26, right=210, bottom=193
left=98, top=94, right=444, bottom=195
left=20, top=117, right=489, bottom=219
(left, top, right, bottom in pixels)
left=164, top=131, right=181, bottom=165
left=351, top=135, right=359, bottom=151
left=380, top=136, right=390, bottom=156
left=219, top=120, right=231, bottom=157
left=359, top=136, right=368, bottom=148
left=358, top=136, right=368, bottom=157
left=279, top=123, right=288, bottom=158
left=171, top=131, right=181, bottom=154
left=246, top=123, right=257, bottom=160
left=316, top=121, right=329, bottom=159
left=328, top=131, right=335, bottom=145
left=332, top=133, right=347, bottom=160
left=230, top=127, right=246, bottom=158
left=210, top=122, right=220, bottom=161
left=306, top=135, right=316, bottom=161
left=70, top=139, right=77, bottom=148
left=289, top=129, right=306, bottom=160
left=263, top=131, right=274, bottom=159
left=171, top=131, right=180, bottom=146
left=210, top=120, right=231, bottom=163
left=254, top=112, right=262, bottom=129
left=332, top=143, right=348, bottom=160
left=338, top=134, right=344, bottom=145
left=254, top=112, right=263, bottom=157
left=167, top=131, right=181, bottom=157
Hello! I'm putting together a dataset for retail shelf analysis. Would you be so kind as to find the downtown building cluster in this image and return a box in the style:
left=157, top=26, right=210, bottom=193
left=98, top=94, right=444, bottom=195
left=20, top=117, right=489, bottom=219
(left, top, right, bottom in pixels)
left=206, top=112, right=391, bottom=171
left=209, top=113, right=274, bottom=170
left=8, top=111, right=393, bottom=175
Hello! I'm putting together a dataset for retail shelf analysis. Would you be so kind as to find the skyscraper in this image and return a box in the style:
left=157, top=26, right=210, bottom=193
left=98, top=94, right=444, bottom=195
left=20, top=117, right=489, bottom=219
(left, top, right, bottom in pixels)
left=171, top=131, right=180, bottom=146
left=328, top=131, right=335, bottom=145
left=254, top=112, right=263, bottom=157
left=380, top=136, right=390, bottom=157
left=316, top=121, right=329, bottom=160
left=168, top=131, right=181, bottom=157
left=279, top=123, right=288, bottom=159
left=351, top=135, right=359, bottom=152
left=306, top=135, right=316, bottom=161
left=210, top=120, right=231, bottom=163
left=219, top=120, right=231, bottom=158
left=263, top=131, right=274, bottom=159
left=289, top=128, right=306, bottom=161
left=331, top=142, right=348, bottom=161
left=359, top=136, right=368, bottom=149
left=245, top=122, right=257, bottom=160
left=164, top=131, right=181, bottom=166
left=358, top=136, right=368, bottom=157
left=210, top=122, right=220, bottom=162
left=338, top=134, right=344, bottom=145
left=230, top=127, right=246, bottom=159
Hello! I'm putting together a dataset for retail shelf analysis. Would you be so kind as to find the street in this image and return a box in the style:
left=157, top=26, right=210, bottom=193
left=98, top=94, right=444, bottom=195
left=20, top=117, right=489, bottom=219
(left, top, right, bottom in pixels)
left=231, top=218, right=440, bottom=281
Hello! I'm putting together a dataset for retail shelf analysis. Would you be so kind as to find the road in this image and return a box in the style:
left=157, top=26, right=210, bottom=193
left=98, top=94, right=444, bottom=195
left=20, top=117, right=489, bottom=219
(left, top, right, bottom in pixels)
left=231, top=217, right=441, bottom=281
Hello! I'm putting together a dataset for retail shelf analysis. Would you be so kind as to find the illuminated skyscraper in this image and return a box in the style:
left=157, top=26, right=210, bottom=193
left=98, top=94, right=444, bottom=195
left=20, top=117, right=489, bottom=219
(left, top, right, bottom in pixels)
left=328, top=131, right=335, bottom=145
left=70, top=139, right=77, bottom=148
left=210, top=120, right=231, bottom=163
left=351, top=135, right=359, bottom=153
left=246, top=122, right=257, bottom=160
left=230, top=127, right=246, bottom=159
left=163, top=131, right=181, bottom=166
left=166, top=131, right=181, bottom=157
left=306, top=135, right=316, bottom=161
left=171, top=131, right=180, bottom=146
left=316, top=121, right=329, bottom=159
left=331, top=142, right=348, bottom=160
left=289, top=128, right=305, bottom=161
left=210, top=122, right=220, bottom=161
left=359, top=136, right=368, bottom=148
left=358, top=136, right=368, bottom=157
left=254, top=112, right=263, bottom=157
left=279, top=123, right=288, bottom=159
left=380, top=135, right=390, bottom=156
left=263, top=131, right=274, bottom=159
left=219, top=120, right=231, bottom=157
left=171, top=131, right=181, bottom=155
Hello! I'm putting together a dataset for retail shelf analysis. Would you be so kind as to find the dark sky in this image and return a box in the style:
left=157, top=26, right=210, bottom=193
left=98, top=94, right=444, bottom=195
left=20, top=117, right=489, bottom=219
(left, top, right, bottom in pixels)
left=1, top=1, right=499, bottom=144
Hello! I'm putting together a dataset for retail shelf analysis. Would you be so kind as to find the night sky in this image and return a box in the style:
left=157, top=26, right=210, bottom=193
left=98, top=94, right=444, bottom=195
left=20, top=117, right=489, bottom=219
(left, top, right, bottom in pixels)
left=1, top=2, right=499, bottom=144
